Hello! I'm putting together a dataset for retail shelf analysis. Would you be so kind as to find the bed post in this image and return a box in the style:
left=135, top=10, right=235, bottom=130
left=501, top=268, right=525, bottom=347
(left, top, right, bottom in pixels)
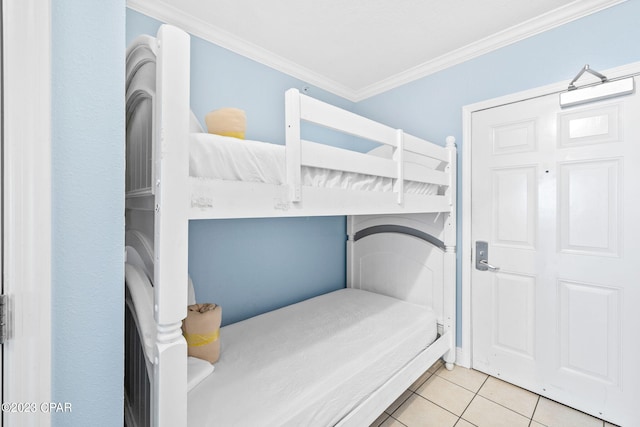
left=443, top=136, right=457, bottom=370
left=393, top=129, right=405, bottom=205
left=152, top=25, right=190, bottom=426
left=346, top=216, right=355, bottom=288
left=285, top=88, right=302, bottom=202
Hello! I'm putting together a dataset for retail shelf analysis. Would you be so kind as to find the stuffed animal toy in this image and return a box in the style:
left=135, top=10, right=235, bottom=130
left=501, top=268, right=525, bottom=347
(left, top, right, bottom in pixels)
left=205, top=107, right=246, bottom=139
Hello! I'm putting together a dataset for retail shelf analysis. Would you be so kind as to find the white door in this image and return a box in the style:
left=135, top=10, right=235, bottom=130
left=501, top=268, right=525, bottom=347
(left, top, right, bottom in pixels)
left=471, top=78, right=640, bottom=426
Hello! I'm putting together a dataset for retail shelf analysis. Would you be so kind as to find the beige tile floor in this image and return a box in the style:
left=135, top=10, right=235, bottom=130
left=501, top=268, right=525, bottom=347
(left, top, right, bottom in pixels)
left=370, top=361, right=620, bottom=427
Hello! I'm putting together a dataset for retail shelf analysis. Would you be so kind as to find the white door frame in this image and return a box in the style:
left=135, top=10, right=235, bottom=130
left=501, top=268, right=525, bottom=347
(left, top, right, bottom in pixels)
left=459, top=61, right=640, bottom=368
left=3, top=1, right=51, bottom=425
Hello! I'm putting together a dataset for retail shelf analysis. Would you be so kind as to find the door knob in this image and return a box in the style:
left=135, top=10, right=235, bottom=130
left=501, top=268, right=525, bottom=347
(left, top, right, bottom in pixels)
left=476, top=241, right=500, bottom=272
left=479, top=259, right=500, bottom=272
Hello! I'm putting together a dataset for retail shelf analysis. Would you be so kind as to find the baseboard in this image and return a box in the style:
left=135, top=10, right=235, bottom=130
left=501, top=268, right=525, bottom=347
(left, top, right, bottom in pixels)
left=455, top=346, right=471, bottom=368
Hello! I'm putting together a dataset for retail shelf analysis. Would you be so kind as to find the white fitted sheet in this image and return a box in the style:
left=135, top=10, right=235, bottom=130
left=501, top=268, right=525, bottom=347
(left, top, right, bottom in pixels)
left=187, top=288, right=438, bottom=427
left=189, top=133, right=438, bottom=194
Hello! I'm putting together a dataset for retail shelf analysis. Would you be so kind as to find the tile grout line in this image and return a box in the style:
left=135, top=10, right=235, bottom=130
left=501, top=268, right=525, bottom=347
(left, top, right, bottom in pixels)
left=380, top=363, right=442, bottom=426
left=528, top=395, right=541, bottom=427
left=534, top=394, right=612, bottom=426
left=388, top=414, right=409, bottom=427
left=456, top=372, right=544, bottom=425
left=472, top=391, right=537, bottom=421
left=384, top=390, right=414, bottom=417
left=457, top=417, right=480, bottom=427
left=433, top=369, right=489, bottom=394
left=401, top=389, right=464, bottom=423
left=385, top=363, right=457, bottom=426
left=386, top=365, right=616, bottom=427
left=407, top=382, right=470, bottom=424
left=455, top=374, right=489, bottom=427
left=417, top=391, right=464, bottom=420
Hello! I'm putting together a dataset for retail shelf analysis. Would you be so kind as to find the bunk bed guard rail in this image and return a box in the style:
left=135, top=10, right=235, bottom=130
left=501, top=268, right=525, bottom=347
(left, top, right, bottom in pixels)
left=284, top=88, right=452, bottom=206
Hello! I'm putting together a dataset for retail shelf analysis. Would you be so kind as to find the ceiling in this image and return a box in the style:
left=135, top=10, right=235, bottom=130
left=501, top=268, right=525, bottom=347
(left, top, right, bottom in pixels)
left=127, top=0, right=625, bottom=101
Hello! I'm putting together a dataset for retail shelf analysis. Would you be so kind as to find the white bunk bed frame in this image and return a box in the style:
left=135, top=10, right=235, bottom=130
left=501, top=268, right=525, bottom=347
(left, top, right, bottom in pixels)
left=125, top=25, right=457, bottom=427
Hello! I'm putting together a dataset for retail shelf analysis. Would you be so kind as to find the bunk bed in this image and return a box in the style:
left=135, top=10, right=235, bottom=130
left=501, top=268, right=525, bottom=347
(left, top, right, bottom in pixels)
left=124, top=24, right=457, bottom=427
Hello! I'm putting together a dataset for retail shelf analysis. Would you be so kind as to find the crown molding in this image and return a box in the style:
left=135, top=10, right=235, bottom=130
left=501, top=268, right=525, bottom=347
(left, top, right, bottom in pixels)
left=128, top=0, right=626, bottom=102
left=126, top=0, right=358, bottom=100
left=353, top=0, right=627, bottom=101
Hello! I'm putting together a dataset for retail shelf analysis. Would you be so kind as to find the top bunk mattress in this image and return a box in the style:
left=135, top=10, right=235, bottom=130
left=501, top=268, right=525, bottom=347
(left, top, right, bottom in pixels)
left=187, top=288, right=438, bottom=426
left=189, top=133, right=439, bottom=195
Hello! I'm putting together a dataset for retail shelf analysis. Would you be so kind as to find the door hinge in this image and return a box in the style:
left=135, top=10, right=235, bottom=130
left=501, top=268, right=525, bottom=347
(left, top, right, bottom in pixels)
left=0, top=294, right=7, bottom=344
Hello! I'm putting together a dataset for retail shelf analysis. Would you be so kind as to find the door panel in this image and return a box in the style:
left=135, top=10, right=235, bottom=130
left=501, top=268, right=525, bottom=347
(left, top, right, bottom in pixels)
left=471, top=79, right=640, bottom=426
left=558, top=159, right=621, bottom=256
left=492, top=272, right=536, bottom=358
left=557, top=279, right=620, bottom=384
left=492, top=166, right=537, bottom=249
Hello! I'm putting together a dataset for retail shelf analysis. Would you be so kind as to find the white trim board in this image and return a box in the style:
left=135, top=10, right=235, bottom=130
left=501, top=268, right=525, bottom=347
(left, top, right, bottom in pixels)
left=2, top=1, right=52, bottom=425
left=126, top=0, right=627, bottom=101
left=459, top=60, right=640, bottom=369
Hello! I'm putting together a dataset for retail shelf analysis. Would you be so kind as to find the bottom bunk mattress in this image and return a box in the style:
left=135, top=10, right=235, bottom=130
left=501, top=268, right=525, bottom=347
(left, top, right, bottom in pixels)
left=187, top=288, right=438, bottom=426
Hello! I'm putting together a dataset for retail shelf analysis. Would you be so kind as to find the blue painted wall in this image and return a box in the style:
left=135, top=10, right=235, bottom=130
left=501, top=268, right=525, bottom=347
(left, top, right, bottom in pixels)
left=51, top=0, right=125, bottom=425
left=354, top=0, right=640, bottom=345
left=189, top=217, right=346, bottom=325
